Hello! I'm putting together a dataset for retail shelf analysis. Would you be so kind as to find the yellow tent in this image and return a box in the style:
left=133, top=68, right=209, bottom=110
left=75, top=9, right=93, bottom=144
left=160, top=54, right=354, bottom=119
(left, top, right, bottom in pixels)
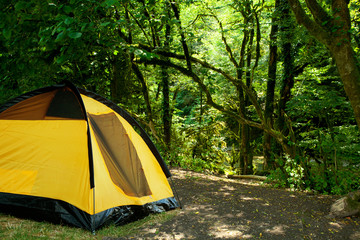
left=0, top=81, right=178, bottom=231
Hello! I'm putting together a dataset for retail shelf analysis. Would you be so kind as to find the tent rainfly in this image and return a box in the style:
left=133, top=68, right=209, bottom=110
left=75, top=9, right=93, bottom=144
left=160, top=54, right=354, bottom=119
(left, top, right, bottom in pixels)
left=0, top=81, right=178, bottom=232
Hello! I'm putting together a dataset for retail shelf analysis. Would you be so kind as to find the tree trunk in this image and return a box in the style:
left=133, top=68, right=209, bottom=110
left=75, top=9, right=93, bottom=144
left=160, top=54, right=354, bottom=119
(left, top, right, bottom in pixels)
left=111, top=50, right=132, bottom=104
left=263, top=0, right=280, bottom=170
left=112, top=6, right=133, bottom=104
left=242, top=26, right=255, bottom=175
left=132, top=63, right=159, bottom=140
left=287, top=0, right=360, bottom=129
left=330, top=43, right=360, bottom=129
left=277, top=0, right=294, bottom=133
left=162, top=8, right=173, bottom=152
left=274, top=0, right=297, bottom=158
left=161, top=65, right=171, bottom=150
left=241, top=124, right=253, bottom=174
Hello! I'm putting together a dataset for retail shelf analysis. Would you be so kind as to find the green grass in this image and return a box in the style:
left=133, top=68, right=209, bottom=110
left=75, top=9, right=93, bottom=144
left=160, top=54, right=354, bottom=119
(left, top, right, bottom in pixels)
left=0, top=210, right=178, bottom=239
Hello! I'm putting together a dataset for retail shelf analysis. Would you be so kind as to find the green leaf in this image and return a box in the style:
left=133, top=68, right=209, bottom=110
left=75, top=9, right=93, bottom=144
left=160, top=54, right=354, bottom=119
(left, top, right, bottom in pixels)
left=63, top=5, right=73, bottom=14
left=104, top=0, right=118, bottom=7
left=100, top=22, right=111, bottom=27
left=68, top=31, right=82, bottom=39
left=64, top=17, right=74, bottom=25
left=55, top=31, right=66, bottom=42
left=81, top=23, right=88, bottom=31
left=2, top=28, right=11, bottom=40
left=14, top=1, right=28, bottom=11
left=56, top=55, right=67, bottom=64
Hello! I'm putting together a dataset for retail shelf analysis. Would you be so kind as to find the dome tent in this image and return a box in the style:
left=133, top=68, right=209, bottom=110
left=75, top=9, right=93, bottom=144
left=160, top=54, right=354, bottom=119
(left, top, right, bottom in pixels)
left=0, top=81, right=178, bottom=232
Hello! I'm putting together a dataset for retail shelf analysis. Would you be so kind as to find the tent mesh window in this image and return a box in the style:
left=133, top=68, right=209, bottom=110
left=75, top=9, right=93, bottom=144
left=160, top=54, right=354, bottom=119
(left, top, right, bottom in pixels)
left=0, top=88, right=85, bottom=120
left=46, top=88, right=85, bottom=119
left=88, top=112, right=152, bottom=197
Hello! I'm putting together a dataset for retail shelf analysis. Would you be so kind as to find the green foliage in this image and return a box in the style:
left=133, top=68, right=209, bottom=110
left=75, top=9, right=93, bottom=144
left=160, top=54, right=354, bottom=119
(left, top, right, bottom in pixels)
left=266, top=168, right=288, bottom=189
left=167, top=106, right=230, bottom=174
left=161, top=83, right=231, bottom=174
left=349, top=1, right=360, bottom=60
left=304, top=162, right=360, bottom=195
left=279, top=59, right=360, bottom=194
left=267, top=140, right=360, bottom=195
left=284, top=155, right=305, bottom=191
left=331, top=169, right=360, bottom=195
left=266, top=155, right=305, bottom=191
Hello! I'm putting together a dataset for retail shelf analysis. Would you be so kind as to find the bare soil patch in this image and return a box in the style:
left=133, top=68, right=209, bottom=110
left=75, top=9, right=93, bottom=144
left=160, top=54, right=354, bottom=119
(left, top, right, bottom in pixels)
left=110, top=168, right=360, bottom=239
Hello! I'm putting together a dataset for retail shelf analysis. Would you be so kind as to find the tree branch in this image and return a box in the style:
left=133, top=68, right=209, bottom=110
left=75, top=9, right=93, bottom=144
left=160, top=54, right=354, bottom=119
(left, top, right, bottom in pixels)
left=170, top=0, right=192, bottom=71
left=304, top=0, right=331, bottom=28
left=127, top=2, right=153, bottom=47
left=135, top=43, right=265, bottom=123
left=208, top=13, right=239, bottom=69
left=134, top=57, right=263, bottom=130
left=287, top=0, right=331, bottom=47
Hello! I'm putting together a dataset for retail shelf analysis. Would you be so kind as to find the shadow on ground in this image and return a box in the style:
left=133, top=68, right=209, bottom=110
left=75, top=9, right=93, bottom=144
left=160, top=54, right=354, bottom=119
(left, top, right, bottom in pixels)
left=108, top=168, right=360, bottom=240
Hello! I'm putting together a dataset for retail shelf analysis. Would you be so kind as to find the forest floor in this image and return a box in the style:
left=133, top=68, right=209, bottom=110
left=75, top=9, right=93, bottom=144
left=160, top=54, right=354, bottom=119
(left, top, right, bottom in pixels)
left=109, top=168, right=360, bottom=240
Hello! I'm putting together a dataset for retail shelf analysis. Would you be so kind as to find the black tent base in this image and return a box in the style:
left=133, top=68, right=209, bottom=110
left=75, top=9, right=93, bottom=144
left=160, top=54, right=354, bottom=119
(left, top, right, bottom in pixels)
left=0, top=192, right=179, bottom=232
left=0, top=203, right=70, bottom=227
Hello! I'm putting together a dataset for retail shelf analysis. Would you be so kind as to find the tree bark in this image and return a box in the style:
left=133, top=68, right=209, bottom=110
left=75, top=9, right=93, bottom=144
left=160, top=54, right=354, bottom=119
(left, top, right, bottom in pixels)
left=330, top=43, right=360, bottom=129
left=277, top=0, right=295, bottom=134
left=170, top=0, right=192, bottom=72
left=273, top=0, right=297, bottom=159
left=264, top=0, right=280, bottom=170
left=287, top=0, right=360, bottom=129
left=242, top=22, right=255, bottom=175
left=161, top=66, right=171, bottom=149
left=132, top=63, right=159, bottom=140
left=111, top=49, right=132, bottom=104
left=161, top=14, right=172, bottom=151
left=237, top=25, right=248, bottom=175
left=112, top=7, right=132, bottom=105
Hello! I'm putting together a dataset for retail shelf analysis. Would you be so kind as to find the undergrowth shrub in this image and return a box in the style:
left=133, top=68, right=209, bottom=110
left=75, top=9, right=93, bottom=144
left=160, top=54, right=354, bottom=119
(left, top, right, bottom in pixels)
left=266, top=154, right=360, bottom=195
left=266, top=155, right=305, bottom=191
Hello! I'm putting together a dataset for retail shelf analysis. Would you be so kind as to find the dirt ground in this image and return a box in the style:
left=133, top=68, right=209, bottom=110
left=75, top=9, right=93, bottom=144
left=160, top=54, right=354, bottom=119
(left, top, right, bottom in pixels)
left=113, top=168, right=360, bottom=239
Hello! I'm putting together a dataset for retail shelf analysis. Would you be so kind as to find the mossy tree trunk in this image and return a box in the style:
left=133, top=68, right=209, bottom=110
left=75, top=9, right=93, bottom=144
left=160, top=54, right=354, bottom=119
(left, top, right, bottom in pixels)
left=287, top=0, right=360, bottom=130
left=264, top=0, right=280, bottom=170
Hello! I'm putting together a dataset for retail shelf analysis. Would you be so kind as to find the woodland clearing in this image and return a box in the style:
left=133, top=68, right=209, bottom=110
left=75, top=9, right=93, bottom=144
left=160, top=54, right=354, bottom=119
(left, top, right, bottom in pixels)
left=108, top=168, right=360, bottom=240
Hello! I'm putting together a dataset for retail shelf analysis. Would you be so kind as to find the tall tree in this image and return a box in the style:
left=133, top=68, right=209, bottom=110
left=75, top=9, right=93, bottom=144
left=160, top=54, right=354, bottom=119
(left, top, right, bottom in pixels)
left=287, top=0, right=360, bottom=129
left=111, top=49, right=132, bottom=104
left=263, top=0, right=280, bottom=170
left=134, top=1, right=298, bottom=160
left=161, top=18, right=172, bottom=151
left=111, top=5, right=133, bottom=105
left=276, top=0, right=297, bottom=157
